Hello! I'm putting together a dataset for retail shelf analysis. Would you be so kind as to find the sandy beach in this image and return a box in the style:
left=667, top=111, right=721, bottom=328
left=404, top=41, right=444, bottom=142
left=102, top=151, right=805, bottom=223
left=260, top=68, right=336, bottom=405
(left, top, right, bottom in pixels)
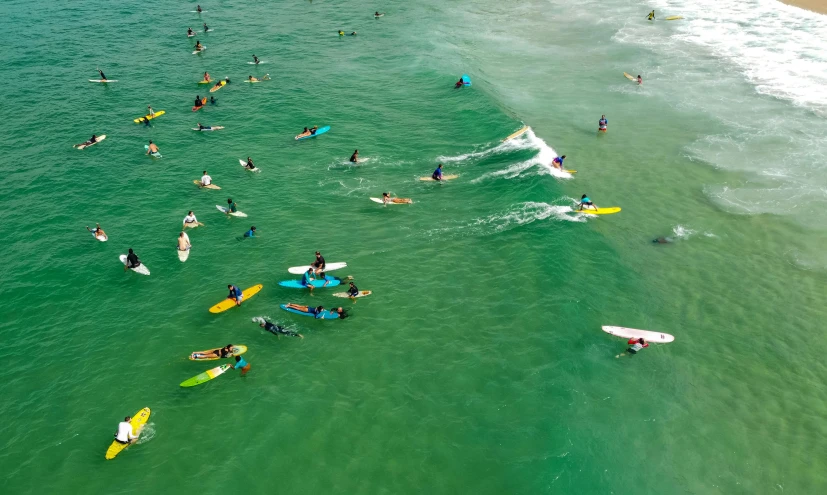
left=781, top=0, right=827, bottom=14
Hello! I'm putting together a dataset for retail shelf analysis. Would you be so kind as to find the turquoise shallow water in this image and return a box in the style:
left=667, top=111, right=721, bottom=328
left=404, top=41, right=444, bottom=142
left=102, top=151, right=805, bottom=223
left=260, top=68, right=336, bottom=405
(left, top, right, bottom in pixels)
left=2, top=0, right=827, bottom=493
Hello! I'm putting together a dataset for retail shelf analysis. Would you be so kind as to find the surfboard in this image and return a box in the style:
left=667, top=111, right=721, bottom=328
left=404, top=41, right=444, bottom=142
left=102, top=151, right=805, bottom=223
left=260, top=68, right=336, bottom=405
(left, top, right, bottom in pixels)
left=244, top=79, right=262, bottom=83
left=278, top=277, right=342, bottom=289
left=209, top=284, right=263, bottom=313
left=216, top=204, right=248, bottom=217
left=370, top=197, right=411, bottom=204
left=295, top=125, right=331, bottom=140
left=503, top=126, right=529, bottom=142
left=177, top=247, right=190, bottom=262
left=204, top=29, right=213, bottom=32
left=238, top=159, right=261, bottom=172
left=665, top=16, right=684, bottom=20
left=247, top=61, right=267, bottom=64
left=144, top=145, right=161, bottom=158
left=420, top=175, right=459, bottom=182
left=74, top=134, right=106, bottom=149
left=280, top=304, right=340, bottom=319
left=189, top=10, right=208, bottom=12
left=119, top=254, right=150, bottom=275
left=192, top=97, right=207, bottom=111
left=578, top=207, right=621, bottom=215
left=89, top=79, right=118, bottom=83
left=374, top=13, right=384, bottom=18
left=182, top=221, right=200, bottom=229
left=189, top=345, right=247, bottom=361
left=602, top=325, right=674, bottom=343
left=104, top=407, right=150, bottom=460
left=461, top=74, right=471, bottom=86
left=198, top=78, right=212, bottom=83
left=333, top=290, right=371, bottom=298
left=209, top=81, right=226, bottom=93
left=91, top=229, right=107, bottom=242
left=180, top=364, right=231, bottom=388
left=623, top=72, right=636, bottom=81
left=287, top=262, right=347, bottom=275
left=192, top=47, right=206, bottom=55
left=193, top=179, right=221, bottom=190
left=133, top=111, right=165, bottom=124
left=193, top=126, right=224, bottom=131
left=188, top=33, right=196, bottom=38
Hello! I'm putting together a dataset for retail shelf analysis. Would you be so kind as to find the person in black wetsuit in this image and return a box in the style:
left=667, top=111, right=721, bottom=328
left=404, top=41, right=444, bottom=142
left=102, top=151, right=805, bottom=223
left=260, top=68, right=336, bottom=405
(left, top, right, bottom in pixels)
left=124, top=248, right=141, bottom=271
left=347, top=281, right=360, bottom=297
left=259, top=319, right=303, bottom=339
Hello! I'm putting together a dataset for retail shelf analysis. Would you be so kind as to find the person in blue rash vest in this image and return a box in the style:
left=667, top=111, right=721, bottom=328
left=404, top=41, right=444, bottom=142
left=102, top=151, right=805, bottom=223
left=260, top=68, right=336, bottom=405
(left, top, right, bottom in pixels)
left=301, top=268, right=317, bottom=291
left=578, top=194, right=597, bottom=211
left=227, top=284, right=243, bottom=306
left=551, top=155, right=566, bottom=171
left=231, top=355, right=251, bottom=376
left=432, top=164, right=443, bottom=181
left=244, top=226, right=256, bottom=238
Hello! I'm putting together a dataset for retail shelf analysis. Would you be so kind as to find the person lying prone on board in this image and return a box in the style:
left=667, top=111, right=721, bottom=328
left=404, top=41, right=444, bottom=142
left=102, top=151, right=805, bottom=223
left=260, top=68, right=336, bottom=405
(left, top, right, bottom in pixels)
left=193, top=345, right=236, bottom=360
left=382, top=192, right=413, bottom=204
left=86, top=223, right=106, bottom=237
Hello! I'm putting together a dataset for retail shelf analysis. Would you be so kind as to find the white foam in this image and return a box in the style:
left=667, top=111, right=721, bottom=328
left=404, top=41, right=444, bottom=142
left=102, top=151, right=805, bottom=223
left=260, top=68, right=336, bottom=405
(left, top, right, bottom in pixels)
left=459, top=128, right=573, bottom=182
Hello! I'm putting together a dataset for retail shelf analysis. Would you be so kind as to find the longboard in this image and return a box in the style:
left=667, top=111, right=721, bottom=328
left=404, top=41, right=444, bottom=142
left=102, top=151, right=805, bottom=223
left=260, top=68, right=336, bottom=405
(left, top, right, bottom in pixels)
left=119, top=254, right=150, bottom=275
left=189, top=345, right=247, bottom=361
left=578, top=207, right=621, bottom=215
left=623, top=72, right=636, bottom=81
left=333, top=290, right=371, bottom=298
left=288, top=262, right=347, bottom=274
left=180, top=364, right=231, bottom=387
left=177, top=247, right=190, bottom=262
left=193, top=179, right=221, bottom=189
left=280, top=304, right=340, bottom=319
left=104, top=407, right=150, bottom=460
left=238, top=159, right=260, bottom=172
left=295, top=125, right=330, bottom=140
left=89, top=79, right=118, bottom=83
left=133, top=110, right=165, bottom=124
left=74, top=134, right=106, bottom=149
left=192, top=47, right=206, bottom=55
left=503, top=126, right=529, bottom=141
left=193, top=126, right=224, bottom=131
left=420, top=175, right=459, bottom=182
left=209, top=81, right=226, bottom=93
left=198, top=79, right=212, bottom=83
left=278, top=277, right=342, bottom=289
left=209, top=284, right=263, bottom=313
left=602, top=325, right=674, bottom=343
left=216, top=205, right=247, bottom=217
left=370, top=197, right=411, bottom=205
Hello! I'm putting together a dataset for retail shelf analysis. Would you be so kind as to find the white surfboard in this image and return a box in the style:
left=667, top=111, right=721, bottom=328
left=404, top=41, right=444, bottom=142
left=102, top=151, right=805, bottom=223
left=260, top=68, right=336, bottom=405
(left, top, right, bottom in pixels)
left=144, top=144, right=162, bottom=158
left=192, top=47, right=206, bottom=55
left=187, top=33, right=196, bottom=37
left=601, top=326, right=674, bottom=343
left=74, top=134, right=106, bottom=149
left=177, top=248, right=190, bottom=262
left=89, top=79, right=118, bottom=83
left=370, top=197, right=411, bottom=205
left=216, top=204, right=248, bottom=217
left=247, top=61, right=267, bottom=65
left=193, top=126, right=224, bottom=131
left=288, top=262, right=347, bottom=275
left=119, top=254, right=150, bottom=275
left=333, top=290, right=371, bottom=298
left=239, top=159, right=261, bottom=172
left=91, top=230, right=107, bottom=242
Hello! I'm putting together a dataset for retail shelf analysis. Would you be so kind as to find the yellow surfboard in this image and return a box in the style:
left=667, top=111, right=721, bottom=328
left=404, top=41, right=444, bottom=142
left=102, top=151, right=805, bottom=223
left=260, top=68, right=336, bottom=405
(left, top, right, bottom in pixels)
left=665, top=16, right=683, bottom=20
left=105, top=407, right=151, bottom=460
left=623, top=72, right=636, bottom=81
left=209, top=284, right=263, bottom=313
left=133, top=110, right=165, bottom=124
left=209, top=80, right=226, bottom=93
left=503, top=126, right=530, bottom=142
left=198, top=79, right=213, bottom=84
left=420, top=175, right=459, bottom=181
left=578, top=207, right=621, bottom=215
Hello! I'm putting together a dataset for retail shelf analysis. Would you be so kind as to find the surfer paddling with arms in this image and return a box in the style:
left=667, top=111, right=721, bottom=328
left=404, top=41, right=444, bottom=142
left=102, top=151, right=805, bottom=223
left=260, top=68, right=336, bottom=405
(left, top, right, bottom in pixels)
left=382, top=192, right=413, bottom=204
left=114, top=416, right=138, bottom=445
left=598, top=115, right=608, bottom=132
left=296, top=126, right=319, bottom=138
left=226, top=284, right=244, bottom=306
left=616, top=338, right=648, bottom=358
left=637, top=75, right=642, bottom=85
left=86, top=223, right=106, bottom=239
left=192, top=345, right=236, bottom=360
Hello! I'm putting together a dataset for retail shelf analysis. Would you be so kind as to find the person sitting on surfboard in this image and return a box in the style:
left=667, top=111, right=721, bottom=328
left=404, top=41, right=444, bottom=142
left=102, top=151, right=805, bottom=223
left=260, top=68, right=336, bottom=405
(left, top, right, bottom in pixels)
left=244, top=157, right=256, bottom=170
left=231, top=355, right=251, bottom=376
left=599, top=115, right=608, bottom=132
left=552, top=155, right=567, bottom=170
left=252, top=54, right=260, bottom=64
left=244, top=226, right=256, bottom=238
left=177, top=232, right=191, bottom=252
left=203, top=22, right=209, bottom=32
left=97, top=69, right=108, bottom=81
left=578, top=194, right=597, bottom=211
left=183, top=211, right=201, bottom=227
left=202, top=71, right=211, bottom=82
left=259, top=319, right=303, bottom=339
left=124, top=249, right=141, bottom=271
left=382, top=192, right=413, bottom=204
left=311, top=251, right=326, bottom=275
left=301, top=268, right=318, bottom=290
left=350, top=150, right=359, bottom=163
left=76, top=134, right=97, bottom=147
left=226, top=198, right=238, bottom=213
left=86, top=223, right=106, bottom=238
left=194, top=95, right=204, bottom=108
left=196, top=5, right=202, bottom=13
left=114, top=416, right=138, bottom=445
left=647, top=10, right=655, bottom=20
left=194, top=40, right=203, bottom=51
left=432, top=164, right=443, bottom=181
left=227, top=284, right=243, bottom=306
left=200, top=171, right=212, bottom=187
left=188, top=27, right=195, bottom=36
left=146, top=141, right=159, bottom=155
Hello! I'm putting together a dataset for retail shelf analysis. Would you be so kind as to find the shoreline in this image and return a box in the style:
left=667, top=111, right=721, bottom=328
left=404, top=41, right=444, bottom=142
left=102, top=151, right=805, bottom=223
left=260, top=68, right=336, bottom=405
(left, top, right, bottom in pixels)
left=780, top=0, right=827, bottom=14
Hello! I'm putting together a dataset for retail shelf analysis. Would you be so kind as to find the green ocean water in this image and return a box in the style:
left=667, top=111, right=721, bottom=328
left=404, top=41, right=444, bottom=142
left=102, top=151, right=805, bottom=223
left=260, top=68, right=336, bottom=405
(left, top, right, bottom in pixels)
left=2, top=0, right=827, bottom=493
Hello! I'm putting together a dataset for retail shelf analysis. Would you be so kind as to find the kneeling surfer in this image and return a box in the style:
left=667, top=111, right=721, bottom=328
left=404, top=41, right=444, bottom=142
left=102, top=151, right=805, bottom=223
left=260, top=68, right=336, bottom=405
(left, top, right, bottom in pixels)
left=227, top=284, right=243, bottom=306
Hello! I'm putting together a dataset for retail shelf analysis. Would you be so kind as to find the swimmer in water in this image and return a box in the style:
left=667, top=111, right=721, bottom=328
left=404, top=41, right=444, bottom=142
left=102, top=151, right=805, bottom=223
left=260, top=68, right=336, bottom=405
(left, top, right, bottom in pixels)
left=210, top=96, right=217, bottom=105
left=637, top=75, right=642, bottom=85
left=598, top=115, right=608, bottom=132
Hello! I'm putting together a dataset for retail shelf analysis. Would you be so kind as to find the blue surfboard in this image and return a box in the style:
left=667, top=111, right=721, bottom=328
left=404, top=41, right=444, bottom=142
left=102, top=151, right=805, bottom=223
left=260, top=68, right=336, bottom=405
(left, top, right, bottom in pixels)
left=278, top=276, right=342, bottom=289
left=461, top=74, right=471, bottom=86
left=295, top=125, right=331, bottom=140
left=280, top=304, right=340, bottom=319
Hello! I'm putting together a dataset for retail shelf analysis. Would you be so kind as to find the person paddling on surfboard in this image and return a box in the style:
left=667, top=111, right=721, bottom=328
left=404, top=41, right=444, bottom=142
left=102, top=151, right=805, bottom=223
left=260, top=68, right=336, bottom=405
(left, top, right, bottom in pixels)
left=647, top=10, right=655, bottom=20
left=124, top=248, right=142, bottom=271
left=285, top=303, right=325, bottom=317
left=252, top=54, right=260, bottom=65
left=87, top=223, right=106, bottom=238
left=637, top=75, right=642, bottom=85
left=114, top=416, right=138, bottom=445
left=227, top=284, right=243, bottom=306
left=349, top=150, right=359, bottom=163
left=146, top=141, right=159, bottom=155
left=193, top=345, right=236, bottom=360
left=616, top=338, right=648, bottom=358
left=455, top=77, right=464, bottom=89
left=76, top=134, right=98, bottom=147
left=432, top=164, right=444, bottom=181
left=188, top=27, right=195, bottom=36
left=248, top=75, right=260, bottom=82
left=258, top=319, right=303, bottom=339
left=599, top=115, right=608, bottom=132
left=382, top=192, right=413, bottom=204
left=244, top=157, right=256, bottom=170
left=578, top=194, right=597, bottom=211
left=200, top=171, right=212, bottom=187
left=551, top=155, right=567, bottom=171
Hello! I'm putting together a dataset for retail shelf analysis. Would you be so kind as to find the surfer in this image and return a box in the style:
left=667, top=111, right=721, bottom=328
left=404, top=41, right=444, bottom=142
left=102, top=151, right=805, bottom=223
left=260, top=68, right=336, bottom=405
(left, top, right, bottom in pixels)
left=578, top=194, right=597, bottom=211
left=301, top=268, right=318, bottom=291
left=598, top=115, right=608, bottom=132
left=97, top=69, right=108, bottom=81
left=86, top=223, right=106, bottom=238
left=349, top=150, right=359, bottom=163
left=183, top=210, right=202, bottom=228
left=188, top=27, right=195, bottom=36
left=114, top=416, right=138, bottom=445
left=339, top=31, right=345, bottom=36
left=211, top=79, right=224, bottom=90
left=382, top=192, right=413, bottom=204
left=652, top=236, right=673, bottom=244
left=247, top=75, right=260, bottom=82
left=617, top=338, right=649, bottom=358
left=432, top=164, right=444, bottom=181
left=231, top=355, right=251, bottom=376
left=146, top=141, right=159, bottom=155
left=226, top=198, right=238, bottom=213
left=311, top=251, right=326, bottom=275
left=329, top=307, right=349, bottom=319
left=210, top=96, right=217, bottom=105
left=194, top=95, right=204, bottom=109
left=285, top=303, right=325, bottom=317
left=200, top=171, right=212, bottom=187
left=551, top=155, right=567, bottom=170
left=647, top=10, right=655, bottom=20
left=227, top=284, right=243, bottom=306
left=244, top=157, right=256, bottom=170
left=202, top=71, right=211, bottom=82
left=297, top=127, right=310, bottom=138
left=194, top=40, right=203, bottom=51
left=147, top=106, right=155, bottom=118
left=252, top=54, right=260, bottom=65
left=455, top=77, right=464, bottom=88
left=192, top=345, right=235, bottom=360
left=346, top=281, right=360, bottom=298
left=637, top=75, right=642, bottom=85
left=259, top=319, right=304, bottom=339
left=375, top=11, right=383, bottom=17
left=124, top=248, right=142, bottom=271
left=203, top=22, right=209, bottom=32
left=177, top=232, right=191, bottom=252
left=197, top=123, right=210, bottom=131
left=262, top=74, right=271, bottom=80
left=244, top=226, right=256, bottom=238
left=349, top=32, right=357, bottom=36
left=76, top=134, right=98, bottom=148
left=196, top=5, right=202, bottom=13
